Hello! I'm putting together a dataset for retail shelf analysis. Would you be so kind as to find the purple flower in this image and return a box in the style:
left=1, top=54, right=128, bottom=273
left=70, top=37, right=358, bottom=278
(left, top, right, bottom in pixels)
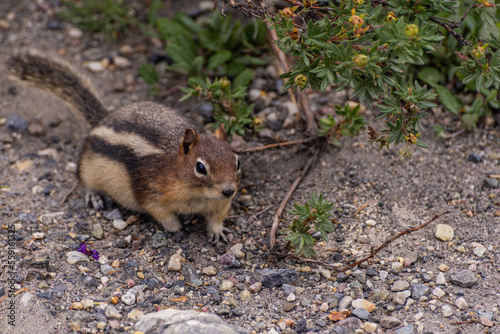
left=77, top=242, right=99, bottom=261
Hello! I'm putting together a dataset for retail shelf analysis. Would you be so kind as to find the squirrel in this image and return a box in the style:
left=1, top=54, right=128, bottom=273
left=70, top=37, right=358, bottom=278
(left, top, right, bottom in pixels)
left=7, top=50, right=241, bottom=243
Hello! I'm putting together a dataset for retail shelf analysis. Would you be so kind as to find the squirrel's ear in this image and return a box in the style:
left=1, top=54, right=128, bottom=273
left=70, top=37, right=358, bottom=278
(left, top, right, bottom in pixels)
left=214, top=123, right=227, bottom=141
left=180, top=128, right=198, bottom=155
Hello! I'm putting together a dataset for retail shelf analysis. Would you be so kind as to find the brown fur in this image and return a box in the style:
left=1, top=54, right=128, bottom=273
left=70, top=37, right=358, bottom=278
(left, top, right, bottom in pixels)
left=8, top=51, right=240, bottom=242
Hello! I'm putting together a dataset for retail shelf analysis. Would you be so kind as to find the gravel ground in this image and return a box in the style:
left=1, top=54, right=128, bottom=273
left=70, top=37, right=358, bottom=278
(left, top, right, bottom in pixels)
left=0, top=1, right=499, bottom=334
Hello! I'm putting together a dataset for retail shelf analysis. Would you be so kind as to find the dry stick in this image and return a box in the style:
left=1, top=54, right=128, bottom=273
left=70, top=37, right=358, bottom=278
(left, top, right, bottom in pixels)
left=234, top=138, right=314, bottom=153
left=335, top=210, right=450, bottom=272
left=265, top=21, right=317, bottom=134
left=269, top=147, right=320, bottom=249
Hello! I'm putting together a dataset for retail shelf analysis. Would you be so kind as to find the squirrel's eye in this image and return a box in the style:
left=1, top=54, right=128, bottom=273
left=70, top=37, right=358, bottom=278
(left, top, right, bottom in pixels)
left=196, top=161, right=207, bottom=175
left=237, top=158, right=240, bottom=171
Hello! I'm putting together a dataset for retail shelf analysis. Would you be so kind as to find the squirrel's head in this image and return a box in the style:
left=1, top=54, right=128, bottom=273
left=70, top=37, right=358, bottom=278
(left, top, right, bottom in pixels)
left=178, top=125, right=240, bottom=200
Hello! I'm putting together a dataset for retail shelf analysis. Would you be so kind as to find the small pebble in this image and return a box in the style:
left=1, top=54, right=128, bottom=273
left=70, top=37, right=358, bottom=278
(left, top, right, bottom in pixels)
left=455, top=297, right=468, bottom=310
left=249, top=282, right=262, bottom=293
left=364, top=322, right=377, bottom=333
left=438, top=264, right=449, bottom=272
left=239, top=290, right=251, bottom=300
left=380, top=316, right=401, bottom=329
left=221, top=280, right=234, bottom=291
left=92, top=223, right=105, bottom=239
left=113, top=219, right=128, bottom=230
left=436, top=272, right=446, bottom=285
left=365, top=219, right=377, bottom=226
left=391, top=280, right=409, bottom=291
left=68, top=27, right=83, bottom=38
left=351, top=299, right=376, bottom=312
left=167, top=254, right=182, bottom=271
left=442, top=305, right=453, bottom=317
left=434, top=224, right=454, bottom=241
left=230, top=243, right=245, bottom=259
left=203, top=266, right=217, bottom=276
left=432, top=287, right=445, bottom=298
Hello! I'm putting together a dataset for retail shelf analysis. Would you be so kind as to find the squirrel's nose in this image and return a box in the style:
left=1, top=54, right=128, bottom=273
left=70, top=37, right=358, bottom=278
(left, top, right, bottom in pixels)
left=222, top=188, right=235, bottom=198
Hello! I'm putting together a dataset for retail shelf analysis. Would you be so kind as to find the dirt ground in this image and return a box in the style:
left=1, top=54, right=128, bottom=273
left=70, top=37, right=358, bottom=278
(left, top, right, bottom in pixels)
left=0, top=1, right=499, bottom=334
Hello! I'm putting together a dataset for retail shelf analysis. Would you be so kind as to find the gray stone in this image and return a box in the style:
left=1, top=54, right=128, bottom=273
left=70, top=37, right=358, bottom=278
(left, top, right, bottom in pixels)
left=478, top=309, right=493, bottom=320
left=122, top=289, right=138, bottom=306
left=66, top=251, right=90, bottom=264
left=336, top=317, right=363, bottom=331
left=410, top=284, right=429, bottom=299
left=219, top=252, right=241, bottom=268
left=105, top=209, right=122, bottom=220
left=406, top=252, right=419, bottom=264
left=100, top=264, right=115, bottom=274
left=366, top=268, right=378, bottom=276
left=253, top=269, right=298, bottom=288
left=380, top=316, right=401, bottom=329
left=393, top=291, right=407, bottom=305
left=391, top=280, right=410, bottom=291
left=7, top=114, right=29, bottom=133
left=135, top=309, right=249, bottom=334
left=152, top=232, right=168, bottom=249
left=92, top=223, right=105, bottom=240
left=339, top=296, right=353, bottom=310
left=483, top=177, right=499, bottom=189
left=182, top=265, right=202, bottom=286
left=450, top=270, right=478, bottom=288
left=105, top=304, right=122, bottom=319
left=282, top=284, right=295, bottom=295
left=395, top=324, right=415, bottom=334
left=353, top=270, right=366, bottom=284
left=351, top=308, right=371, bottom=321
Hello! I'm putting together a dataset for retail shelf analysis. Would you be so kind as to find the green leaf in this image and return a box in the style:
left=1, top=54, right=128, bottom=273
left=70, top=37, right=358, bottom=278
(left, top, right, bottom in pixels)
left=208, top=50, right=233, bottom=70
left=434, top=85, right=462, bottom=115
left=138, top=63, right=159, bottom=85
left=233, top=68, right=254, bottom=88
left=417, top=67, right=445, bottom=86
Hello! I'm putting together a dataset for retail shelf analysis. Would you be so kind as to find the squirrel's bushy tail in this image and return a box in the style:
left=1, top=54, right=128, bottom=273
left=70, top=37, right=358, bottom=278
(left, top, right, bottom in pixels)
left=7, top=50, right=108, bottom=126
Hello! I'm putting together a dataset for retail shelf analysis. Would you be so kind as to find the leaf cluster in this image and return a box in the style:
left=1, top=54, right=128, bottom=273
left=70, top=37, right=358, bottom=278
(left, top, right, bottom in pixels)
left=267, top=0, right=500, bottom=152
left=139, top=11, right=269, bottom=138
left=284, top=192, right=335, bottom=258
left=318, top=104, right=367, bottom=146
left=59, top=0, right=140, bottom=41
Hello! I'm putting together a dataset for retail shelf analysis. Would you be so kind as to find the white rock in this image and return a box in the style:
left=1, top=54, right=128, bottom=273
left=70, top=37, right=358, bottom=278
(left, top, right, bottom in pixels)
left=365, top=219, right=377, bottom=226
left=352, top=299, right=376, bottom=312
left=230, top=243, right=245, bottom=259
left=33, top=232, right=45, bottom=239
left=68, top=27, right=83, bottom=39
left=286, top=293, right=296, bottom=302
left=363, top=322, right=377, bottom=333
left=20, top=292, right=33, bottom=308
left=339, top=296, right=352, bottom=311
left=473, top=245, right=486, bottom=257
left=455, top=297, right=468, bottom=310
left=85, top=61, right=105, bottom=73
left=442, top=305, right=453, bottom=317
left=415, top=312, right=424, bottom=321
left=167, top=254, right=182, bottom=271
left=391, top=262, right=403, bottom=271
left=113, top=56, right=131, bottom=68
left=221, top=280, right=234, bottom=291
left=393, top=292, right=407, bottom=305
left=112, top=219, right=128, bottom=230
left=432, top=287, right=446, bottom=298
left=434, top=224, right=454, bottom=241
left=436, top=272, right=447, bottom=285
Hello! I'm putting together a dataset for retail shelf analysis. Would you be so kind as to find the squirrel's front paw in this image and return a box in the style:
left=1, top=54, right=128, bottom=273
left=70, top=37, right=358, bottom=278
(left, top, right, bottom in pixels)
left=85, top=191, right=105, bottom=210
left=207, top=222, right=231, bottom=243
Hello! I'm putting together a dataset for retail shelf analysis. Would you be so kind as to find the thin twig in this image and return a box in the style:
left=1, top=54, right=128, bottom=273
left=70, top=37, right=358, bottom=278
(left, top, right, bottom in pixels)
left=270, top=147, right=320, bottom=249
left=234, top=138, right=314, bottom=153
left=353, top=203, right=370, bottom=216
left=442, top=128, right=466, bottom=139
left=429, top=17, right=471, bottom=46
left=335, top=210, right=450, bottom=272
left=266, top=21, right=317, bottom=135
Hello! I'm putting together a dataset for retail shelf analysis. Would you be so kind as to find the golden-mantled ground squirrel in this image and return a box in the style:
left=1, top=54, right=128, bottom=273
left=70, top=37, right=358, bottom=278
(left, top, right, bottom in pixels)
left=8, top=50, right=241, bottom=242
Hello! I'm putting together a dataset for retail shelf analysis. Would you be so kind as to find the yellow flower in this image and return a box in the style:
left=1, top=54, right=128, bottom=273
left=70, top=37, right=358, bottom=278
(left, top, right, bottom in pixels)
left=294, top=74, right=307, bottom=88
left=349, top=9, right=365, bottom=28
left=472, top=42, right=488, bottom=58
left=405, top=24, right=419, bottom=39
left=386, top=12, right=397, bottom=22
left=352, top=54, right=368, bottom=67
